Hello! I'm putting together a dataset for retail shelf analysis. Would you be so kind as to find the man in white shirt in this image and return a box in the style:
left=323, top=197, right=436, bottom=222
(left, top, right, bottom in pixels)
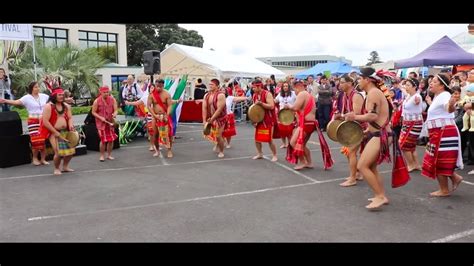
left=121, top=75, right=143, bottom=103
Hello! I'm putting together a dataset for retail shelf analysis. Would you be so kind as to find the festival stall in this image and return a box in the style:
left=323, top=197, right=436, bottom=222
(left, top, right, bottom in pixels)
left=394, top=36, right=474, bottom=70
left=160, top=43, right=285, bottom=122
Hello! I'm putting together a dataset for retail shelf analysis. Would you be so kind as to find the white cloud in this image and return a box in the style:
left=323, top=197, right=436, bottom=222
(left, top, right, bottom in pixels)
left=180, top=24, right=468, bottom=66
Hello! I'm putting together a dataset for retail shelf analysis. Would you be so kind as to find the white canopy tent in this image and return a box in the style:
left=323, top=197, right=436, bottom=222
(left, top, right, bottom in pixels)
left=160, top=43, right=286, bottom=80
left=371, top=60, right=395, bottom=71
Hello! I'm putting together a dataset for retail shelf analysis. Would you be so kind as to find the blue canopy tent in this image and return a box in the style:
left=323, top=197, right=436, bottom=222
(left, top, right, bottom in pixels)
left=295, top=61, right=359, bottom=79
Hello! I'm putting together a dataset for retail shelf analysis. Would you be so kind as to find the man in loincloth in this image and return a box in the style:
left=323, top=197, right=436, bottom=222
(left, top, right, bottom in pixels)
left=202, top=79, right=227, bottom=158
left=92, top=86, right=118, bottom=162
left=41, top=88, right=76, bottom=175
left=287, top=80, right=333, bottom=170
left=344, top=67, right=393, bottom=210
left=333, top=74, right=366, bottom=187
left=251, top=79, right=278, bottom=162
left=148, top=79, right=174, bottom=158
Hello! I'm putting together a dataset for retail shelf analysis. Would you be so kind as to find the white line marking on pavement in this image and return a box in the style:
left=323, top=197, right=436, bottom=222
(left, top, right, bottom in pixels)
left=0, top=156, right=252, bottom=181
left=263, top=156, right=319, bottom=183
left=121, top=137, right=255, bottom=149
left=317, top=178, right=347, bottom=184
left=159, top=152, right=169, bottom=165
left=27, top=182, right=317, bottom=222
left=432, top=229, right=474, bottom=242
left=0, top=145, right=375, bottom=181
left=462, top=180, right=474, bottom=186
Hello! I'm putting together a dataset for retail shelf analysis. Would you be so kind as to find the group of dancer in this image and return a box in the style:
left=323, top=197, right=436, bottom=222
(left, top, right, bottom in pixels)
left=0, top=67, right=466, bottom=210
left=199, top=66, right=465, bottom=210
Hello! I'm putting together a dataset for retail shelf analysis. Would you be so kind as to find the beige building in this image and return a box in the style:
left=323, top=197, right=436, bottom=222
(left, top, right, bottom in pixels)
left=32, top=24, right=143, bottom=91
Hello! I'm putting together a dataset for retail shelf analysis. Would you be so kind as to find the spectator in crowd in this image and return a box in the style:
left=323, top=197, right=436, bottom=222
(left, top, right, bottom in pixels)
left=0, top=68, right=12, bottom=112
left=408, top=71, right=418, bottom=80
left=390, top=79, right=403, bottom=102
left=317, top=75, right=334, bottom=131
left=194, top=78, right=207, bottom=100
left=121, top=75, right=143, bottom=116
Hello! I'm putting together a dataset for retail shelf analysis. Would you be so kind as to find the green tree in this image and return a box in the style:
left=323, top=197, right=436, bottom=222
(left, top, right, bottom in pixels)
left=366, top=51, right=382, bottom=66
left=9, top=41, right=107, bottom=99
left=126, top=24, right=204, bottom=66
left=96, top=45, right=117, bottom=63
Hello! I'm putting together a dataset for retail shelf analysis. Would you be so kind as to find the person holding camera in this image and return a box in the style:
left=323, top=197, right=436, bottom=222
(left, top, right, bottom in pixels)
left=0, top=68, right=12, bottom=112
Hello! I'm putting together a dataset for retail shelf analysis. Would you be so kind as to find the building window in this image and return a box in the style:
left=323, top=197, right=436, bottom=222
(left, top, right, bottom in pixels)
left=111, top=75, right=128, bottom=92
left=79, top=30, right=118, bottom=63
left=33, top=27, right=68, bottom=47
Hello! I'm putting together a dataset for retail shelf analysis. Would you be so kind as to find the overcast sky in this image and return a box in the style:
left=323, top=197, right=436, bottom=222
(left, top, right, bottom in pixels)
left=179, top=24, right=468, bottom=66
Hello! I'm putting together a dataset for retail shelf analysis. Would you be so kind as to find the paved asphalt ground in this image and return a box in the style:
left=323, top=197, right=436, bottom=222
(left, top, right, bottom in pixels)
left=1, top=119, right=474, bottom=242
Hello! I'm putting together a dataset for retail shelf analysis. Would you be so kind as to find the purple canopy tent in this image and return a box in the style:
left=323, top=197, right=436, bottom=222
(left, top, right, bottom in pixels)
left=394, top=35, right=474, bottom=69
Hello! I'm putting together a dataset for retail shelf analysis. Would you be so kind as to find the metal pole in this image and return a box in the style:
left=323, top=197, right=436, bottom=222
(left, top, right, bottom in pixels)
left=32, top=39, right=37, bottom=81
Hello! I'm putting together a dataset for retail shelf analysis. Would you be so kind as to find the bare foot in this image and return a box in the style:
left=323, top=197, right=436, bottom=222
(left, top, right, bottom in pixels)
left=41, top=160, right=50, bottom=165
left=451, top=174, right=463, bottom=192
left=54, top=169, right=62, bottom=175
left=32, top=160, right=41, bottom=166
left=167, top=151, right=173, bottom=158
left=407, top=165, right=422, bottom=172
left=252, top=154, right=263, bottom=160
left=356, top=175, right=363, bottom=181
left=153, top=152, right=159, bottom=157
left=294, top=164, right=305, bottom=170
left=218, top=152, right=224, bottom=158
left=429, top=190, right=450, bottom=197
left=226, top=145, right=231, bottom=149
left=99, top=156, right=105, bottom=162
left=107, top=156, right=115, bottom=160
left=304, top=164, right=314, bottom=169
left=149, top=146, right=155, bottom=151
left=340, top=179, right=357, bottom=187
left=62, top=168, right=75, bottom=172
left=365, top=197, right=389, bottom=210
left=368, top=197, right=390, bottom=205
left=279, top=144, right=286, bottom=149
left=271, top=156, right=278, bottom=162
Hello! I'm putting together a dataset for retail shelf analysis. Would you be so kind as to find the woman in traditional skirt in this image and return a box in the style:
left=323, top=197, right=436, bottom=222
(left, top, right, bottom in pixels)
left=223, top=93, right=249, bottom=149
left=399, top=78, right=423, bottom=172
left=422, top=74, right=463, bottom=197
left=0, top=82, right=49, bottom=165
left=125, top=84, right=154, bottom=151
left=274, top=82, right=296, bottom=148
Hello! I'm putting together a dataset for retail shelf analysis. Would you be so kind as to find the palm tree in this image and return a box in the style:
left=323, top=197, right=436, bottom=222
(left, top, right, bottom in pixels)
left=0, top=40, right=27, bottom=68
left=9, top=41, right=107, bottom=99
